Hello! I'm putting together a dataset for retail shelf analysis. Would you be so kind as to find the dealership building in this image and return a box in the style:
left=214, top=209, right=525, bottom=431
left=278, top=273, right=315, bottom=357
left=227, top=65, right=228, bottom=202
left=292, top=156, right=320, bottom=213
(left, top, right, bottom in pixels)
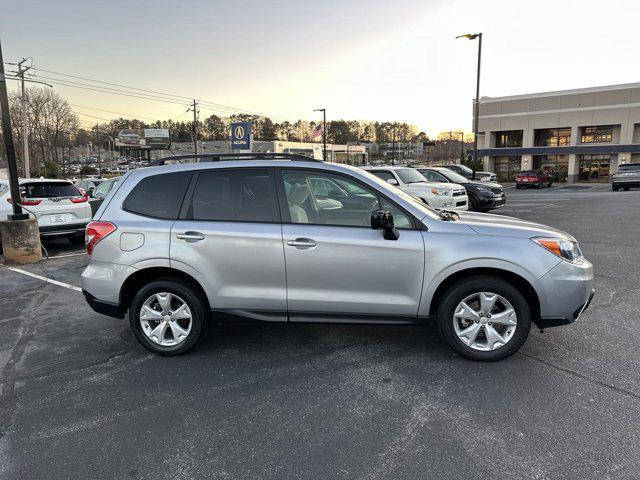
left=476, top=82, right=640, bottom=183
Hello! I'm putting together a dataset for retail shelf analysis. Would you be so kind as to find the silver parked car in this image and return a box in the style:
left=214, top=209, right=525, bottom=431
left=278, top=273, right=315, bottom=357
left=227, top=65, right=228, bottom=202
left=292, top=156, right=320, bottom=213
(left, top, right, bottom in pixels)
left=81, top=154, right=594, bottom=361
left=612, top=163, right=640, bottom=191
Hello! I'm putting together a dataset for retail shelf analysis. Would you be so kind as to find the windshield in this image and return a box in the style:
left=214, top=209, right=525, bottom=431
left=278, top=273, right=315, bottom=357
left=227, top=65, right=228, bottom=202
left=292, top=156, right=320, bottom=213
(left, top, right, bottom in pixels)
left=395, top=168, right=427, bottom=184
left=358, top=169, right=440, bottom=220
left=618, top=164, right=640, bottom=171
left=438, top=169, right=469, bottom=184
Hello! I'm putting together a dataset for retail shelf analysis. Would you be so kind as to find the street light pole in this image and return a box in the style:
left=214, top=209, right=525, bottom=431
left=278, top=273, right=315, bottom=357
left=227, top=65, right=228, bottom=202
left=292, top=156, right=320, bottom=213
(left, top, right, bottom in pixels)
left=457, top=32, right=482, bottom=169
left=314, top=108, right=326, bottom=161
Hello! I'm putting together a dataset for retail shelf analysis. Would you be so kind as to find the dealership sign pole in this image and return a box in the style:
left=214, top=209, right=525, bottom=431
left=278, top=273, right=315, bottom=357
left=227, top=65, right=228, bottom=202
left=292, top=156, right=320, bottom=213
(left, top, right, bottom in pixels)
left=0, top=38, right=27, bottom=220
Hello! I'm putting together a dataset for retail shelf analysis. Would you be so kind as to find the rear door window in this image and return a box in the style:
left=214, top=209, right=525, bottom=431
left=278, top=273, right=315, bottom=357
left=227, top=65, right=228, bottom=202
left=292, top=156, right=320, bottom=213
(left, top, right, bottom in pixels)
left=21, top=182, right=80, bottom=198
left=189, top=169, right=276, bottom=222
left=123, top=172, right=192, bottom=219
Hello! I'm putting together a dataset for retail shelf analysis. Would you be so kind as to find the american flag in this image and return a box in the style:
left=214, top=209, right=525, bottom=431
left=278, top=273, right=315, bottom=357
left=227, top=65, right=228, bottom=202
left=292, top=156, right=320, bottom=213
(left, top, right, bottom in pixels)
left=311, top=122, right=324, bottom=140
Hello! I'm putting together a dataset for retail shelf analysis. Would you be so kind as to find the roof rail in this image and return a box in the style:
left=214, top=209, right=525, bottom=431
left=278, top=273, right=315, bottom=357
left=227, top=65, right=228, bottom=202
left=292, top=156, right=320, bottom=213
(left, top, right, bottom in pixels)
left=148, top=152, right=323, bottom=166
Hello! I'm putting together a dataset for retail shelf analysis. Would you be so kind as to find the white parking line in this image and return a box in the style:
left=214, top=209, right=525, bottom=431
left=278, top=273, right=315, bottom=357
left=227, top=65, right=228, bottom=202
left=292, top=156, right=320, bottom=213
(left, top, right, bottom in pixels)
left=5, top=267, right=82, bottom=292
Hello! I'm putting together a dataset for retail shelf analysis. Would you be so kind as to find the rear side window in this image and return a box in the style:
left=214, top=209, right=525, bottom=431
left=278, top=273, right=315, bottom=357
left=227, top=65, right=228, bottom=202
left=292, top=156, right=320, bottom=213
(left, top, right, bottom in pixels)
left=123, top=172, right=191, bottom=219
left=190, top=169, right=275, bottom=222
left=21, top=182, right=80, bottom=198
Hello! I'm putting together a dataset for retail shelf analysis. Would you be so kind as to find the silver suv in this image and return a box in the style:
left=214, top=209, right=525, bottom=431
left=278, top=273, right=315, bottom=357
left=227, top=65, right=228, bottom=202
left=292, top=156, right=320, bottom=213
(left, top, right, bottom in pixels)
left=81, top=154, right=594, bottom=361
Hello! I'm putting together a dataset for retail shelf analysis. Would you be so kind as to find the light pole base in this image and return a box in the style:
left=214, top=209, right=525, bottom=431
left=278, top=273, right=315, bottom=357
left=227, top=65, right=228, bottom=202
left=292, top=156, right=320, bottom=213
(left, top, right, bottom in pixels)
left=0, top=218, right=42, bottom=264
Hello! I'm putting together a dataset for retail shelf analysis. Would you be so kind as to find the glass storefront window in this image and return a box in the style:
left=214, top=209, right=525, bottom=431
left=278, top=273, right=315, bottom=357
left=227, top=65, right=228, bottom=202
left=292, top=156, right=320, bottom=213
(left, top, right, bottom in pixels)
left=534, top=128, right=571, bottom=147
left=579, top=154, right=612, bottom=183
left=494, top=156, right=521, bottom=182
left=533, top=155, right=569, bottom=183
left=495, top=131, right=523, bottom=148
left=581, top=126, right=613, bottom=143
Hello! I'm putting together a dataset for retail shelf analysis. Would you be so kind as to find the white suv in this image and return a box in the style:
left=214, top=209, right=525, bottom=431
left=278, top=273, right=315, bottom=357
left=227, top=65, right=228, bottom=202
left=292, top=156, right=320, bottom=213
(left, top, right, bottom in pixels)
left=361, top=166, right=468, bottom=210
left=0, top=178, right=91, bottom=245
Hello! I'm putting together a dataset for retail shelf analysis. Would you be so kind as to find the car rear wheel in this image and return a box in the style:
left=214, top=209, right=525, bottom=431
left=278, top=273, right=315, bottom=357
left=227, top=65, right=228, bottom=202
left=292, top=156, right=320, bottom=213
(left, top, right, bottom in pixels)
left=515, top=184, right=521, bottom=189
left=612, top=184, right=619, bottom=191
left=129, top=278, right=209, bottom=355
left=623, top=186, right=630, bottom=191
left=436, top=276, right=531, bottom=361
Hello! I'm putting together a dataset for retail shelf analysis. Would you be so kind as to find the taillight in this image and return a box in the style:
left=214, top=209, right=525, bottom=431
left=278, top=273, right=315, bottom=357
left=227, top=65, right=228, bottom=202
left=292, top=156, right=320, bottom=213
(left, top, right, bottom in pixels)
left=85, top=221, right=117, bottom=255
left=70, top=194, right=89, bottom=203
left=7, top=198, right=42, bottom=206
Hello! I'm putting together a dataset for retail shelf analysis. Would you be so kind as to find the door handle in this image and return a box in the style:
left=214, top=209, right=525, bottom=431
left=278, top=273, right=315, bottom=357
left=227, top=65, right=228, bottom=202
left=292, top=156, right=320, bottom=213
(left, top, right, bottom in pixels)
left=286, top=238, right=317, bottom=248
left=177, top=231, right=205, bottom=241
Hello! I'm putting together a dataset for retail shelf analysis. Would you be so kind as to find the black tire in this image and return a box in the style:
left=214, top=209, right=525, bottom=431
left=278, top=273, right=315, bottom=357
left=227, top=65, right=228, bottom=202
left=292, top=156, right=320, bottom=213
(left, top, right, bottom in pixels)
left=469, top=194, right=480, bottom=212
left=547, top=180, right=552, bottom=187
left=515, top=184, right=521, bottom=190
left=623, top=186, right=630, bottom=191
left=129, top=277, right=209, bottom=355
left=68, top=233, right=85, bottom=246
left=612, top=184, right=619, bottom=191
left=436, top=275, right=531, bottom=361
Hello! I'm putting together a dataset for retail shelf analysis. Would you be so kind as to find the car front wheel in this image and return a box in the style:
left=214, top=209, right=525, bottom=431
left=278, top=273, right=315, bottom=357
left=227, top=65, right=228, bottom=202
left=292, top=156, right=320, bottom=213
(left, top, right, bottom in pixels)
left=129, top=278, right=209, bottom=355
left=436, top=276, right=531, bottom=361
left=612, top=184, right=619, bottom=191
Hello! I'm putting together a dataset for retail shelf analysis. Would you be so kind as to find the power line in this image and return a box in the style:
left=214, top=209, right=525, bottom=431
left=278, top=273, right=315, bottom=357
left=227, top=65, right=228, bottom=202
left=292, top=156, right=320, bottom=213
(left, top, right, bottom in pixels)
left=33, top=75, right=192, bottom=106
left=33, top=66, right=289, bottom=120
left=70, top=103, right=159, bottom=121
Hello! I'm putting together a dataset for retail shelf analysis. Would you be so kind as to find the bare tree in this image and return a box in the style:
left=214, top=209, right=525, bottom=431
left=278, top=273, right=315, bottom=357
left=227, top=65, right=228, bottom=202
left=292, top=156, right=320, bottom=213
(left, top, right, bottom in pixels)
left=9, top=87, right=79, bottom=177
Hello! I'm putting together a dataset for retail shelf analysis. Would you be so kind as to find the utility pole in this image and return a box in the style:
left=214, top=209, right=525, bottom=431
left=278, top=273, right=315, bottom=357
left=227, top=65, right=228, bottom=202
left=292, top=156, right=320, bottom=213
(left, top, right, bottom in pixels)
left=314, top=108, right=326, bottom=161
left=94, top=124, right=102, bottom=177
left=0, top=39, right=27, bottom=219
left=190, top=99, right=199, bottom=154
left=15, top=58, right=32, bottom=178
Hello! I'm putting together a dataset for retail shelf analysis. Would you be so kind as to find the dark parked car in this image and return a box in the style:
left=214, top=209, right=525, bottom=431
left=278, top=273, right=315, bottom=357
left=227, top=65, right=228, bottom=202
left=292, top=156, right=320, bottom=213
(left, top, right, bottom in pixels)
left=612, top=163, right=640, bottom=191
left=88, top=177, right=120, bottom=215
left=417, top=167, right=506, bottom=212
left=437, top=164, right=496, bottom=182
left=515, top=170, right=552, bottom=189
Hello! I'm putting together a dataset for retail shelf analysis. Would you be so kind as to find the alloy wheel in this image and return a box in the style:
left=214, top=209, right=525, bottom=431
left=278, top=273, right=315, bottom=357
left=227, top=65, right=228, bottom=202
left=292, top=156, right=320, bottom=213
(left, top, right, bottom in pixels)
left=452, top=291, right=517, bottom=351
left=139, top=292, right=193, bottom=346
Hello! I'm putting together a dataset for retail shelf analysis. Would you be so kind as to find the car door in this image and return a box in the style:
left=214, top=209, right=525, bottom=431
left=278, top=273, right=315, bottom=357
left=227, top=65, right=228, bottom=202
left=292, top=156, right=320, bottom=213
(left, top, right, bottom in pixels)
left=170, top=167, right=287, bottom=321
left=278, top=168, right=424, bottom=323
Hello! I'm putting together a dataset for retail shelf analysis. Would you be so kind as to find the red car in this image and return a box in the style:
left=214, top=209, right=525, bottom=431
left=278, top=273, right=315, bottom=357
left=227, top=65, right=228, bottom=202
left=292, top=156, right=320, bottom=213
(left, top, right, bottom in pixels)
left=515, top=170, right=553, bottom=189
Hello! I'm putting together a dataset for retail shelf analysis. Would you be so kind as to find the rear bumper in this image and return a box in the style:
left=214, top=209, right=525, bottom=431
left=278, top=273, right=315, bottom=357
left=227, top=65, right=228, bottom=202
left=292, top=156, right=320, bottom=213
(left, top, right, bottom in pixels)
left=39, top=222, right=87, bottom=237
left=82, top=290, right=125, bottom=318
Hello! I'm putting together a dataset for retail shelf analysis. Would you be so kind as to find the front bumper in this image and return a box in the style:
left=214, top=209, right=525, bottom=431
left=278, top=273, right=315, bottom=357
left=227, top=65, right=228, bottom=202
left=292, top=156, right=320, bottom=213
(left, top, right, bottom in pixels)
left=535, top=258, right=594, bottom=328
left=478, top=194, right=506, bottom=210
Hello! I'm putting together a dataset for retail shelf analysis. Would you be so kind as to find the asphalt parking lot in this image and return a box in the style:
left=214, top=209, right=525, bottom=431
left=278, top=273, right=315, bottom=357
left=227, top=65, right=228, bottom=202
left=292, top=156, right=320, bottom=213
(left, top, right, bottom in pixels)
left=1, top=184, right=640, bottom=480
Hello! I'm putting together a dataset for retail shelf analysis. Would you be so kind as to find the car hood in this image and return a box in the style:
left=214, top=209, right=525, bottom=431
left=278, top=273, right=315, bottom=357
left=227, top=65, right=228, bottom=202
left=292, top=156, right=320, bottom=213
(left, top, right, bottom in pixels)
left=402, top=182, right=459, bottom=193
left=462, top=181, right=504, bottom=189
left=454, top=211, right=576, bottom=241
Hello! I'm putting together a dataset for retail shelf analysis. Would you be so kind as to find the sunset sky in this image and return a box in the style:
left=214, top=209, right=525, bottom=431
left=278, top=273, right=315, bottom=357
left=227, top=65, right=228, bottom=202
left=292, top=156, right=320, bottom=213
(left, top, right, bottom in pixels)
left=2, top=0, right=640, bottom=136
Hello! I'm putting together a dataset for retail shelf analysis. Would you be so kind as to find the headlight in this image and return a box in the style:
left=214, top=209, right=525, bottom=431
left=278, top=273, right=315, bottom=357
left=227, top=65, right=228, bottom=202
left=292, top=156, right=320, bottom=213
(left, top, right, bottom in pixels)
left=532, top=237, right=583, bottom=263
left=431, top=187, right=450, bottom=196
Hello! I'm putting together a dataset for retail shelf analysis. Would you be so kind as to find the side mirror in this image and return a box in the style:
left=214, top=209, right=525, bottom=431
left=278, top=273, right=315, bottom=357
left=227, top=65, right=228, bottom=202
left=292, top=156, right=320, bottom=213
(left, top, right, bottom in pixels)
left=386, top=178, right=399, bottom=186
left=371, top=209, right=400, bottom=241
left=86, top=188, right=94, bottom=197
